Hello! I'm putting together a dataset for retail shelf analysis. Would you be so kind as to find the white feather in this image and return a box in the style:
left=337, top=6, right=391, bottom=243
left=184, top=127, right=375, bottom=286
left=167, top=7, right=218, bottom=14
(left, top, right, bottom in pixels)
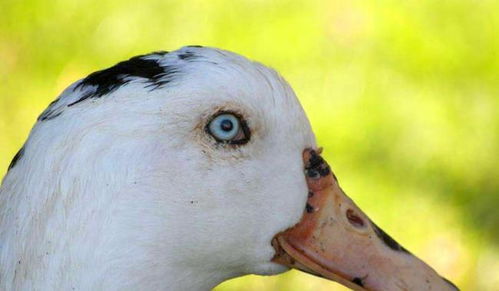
left=0, top=46, right=316, bottom=290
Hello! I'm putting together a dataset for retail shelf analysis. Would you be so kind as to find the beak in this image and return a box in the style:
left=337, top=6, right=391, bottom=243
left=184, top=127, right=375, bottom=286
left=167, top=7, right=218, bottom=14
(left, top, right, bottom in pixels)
left=271, top=149, right=459, bottom=291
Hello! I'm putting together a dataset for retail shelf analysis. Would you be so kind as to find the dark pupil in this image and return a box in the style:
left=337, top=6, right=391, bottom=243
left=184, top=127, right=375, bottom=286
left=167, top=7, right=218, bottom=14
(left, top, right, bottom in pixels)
left=220, top=119, right=234, bottom=132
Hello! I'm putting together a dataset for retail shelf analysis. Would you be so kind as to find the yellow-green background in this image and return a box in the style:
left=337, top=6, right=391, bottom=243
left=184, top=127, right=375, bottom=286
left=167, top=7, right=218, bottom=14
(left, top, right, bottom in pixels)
left=1, top=0, right=498, bottom=290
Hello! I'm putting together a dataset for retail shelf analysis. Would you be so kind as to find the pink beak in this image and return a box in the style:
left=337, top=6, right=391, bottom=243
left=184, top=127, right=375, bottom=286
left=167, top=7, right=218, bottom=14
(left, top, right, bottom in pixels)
left=272, top=149, right=458, bottom=291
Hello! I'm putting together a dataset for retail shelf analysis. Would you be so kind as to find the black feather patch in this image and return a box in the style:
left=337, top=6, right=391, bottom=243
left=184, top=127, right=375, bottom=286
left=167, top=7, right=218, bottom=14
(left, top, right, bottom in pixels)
left=178, top=51, right=198, bottom=61
left=7, top=146, right=25, bottom=170
left=69, top=52, right=173, bottom=106
left=38, top=98, right=62, bottom=121
left=37, top=51, right=175, bottom=122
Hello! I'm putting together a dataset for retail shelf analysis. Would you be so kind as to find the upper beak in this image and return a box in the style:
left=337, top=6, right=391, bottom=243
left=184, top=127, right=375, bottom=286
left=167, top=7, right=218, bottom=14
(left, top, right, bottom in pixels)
left=271, top=149, right=459, bottom=291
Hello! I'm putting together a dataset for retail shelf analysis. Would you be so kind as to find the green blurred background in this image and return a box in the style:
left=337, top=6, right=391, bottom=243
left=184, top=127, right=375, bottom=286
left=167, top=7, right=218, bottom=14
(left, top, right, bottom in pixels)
left=1, top=0, right=498, bottom=290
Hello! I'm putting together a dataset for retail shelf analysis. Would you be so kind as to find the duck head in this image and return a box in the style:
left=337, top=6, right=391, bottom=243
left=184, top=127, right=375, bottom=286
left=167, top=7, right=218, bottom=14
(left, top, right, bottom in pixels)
left=1, top=46, right=457, bottom=290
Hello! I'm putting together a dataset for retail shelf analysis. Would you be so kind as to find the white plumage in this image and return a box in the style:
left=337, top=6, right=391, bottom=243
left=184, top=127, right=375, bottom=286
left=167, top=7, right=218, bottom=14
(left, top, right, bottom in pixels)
left=0, top=46, right=315, bottom=290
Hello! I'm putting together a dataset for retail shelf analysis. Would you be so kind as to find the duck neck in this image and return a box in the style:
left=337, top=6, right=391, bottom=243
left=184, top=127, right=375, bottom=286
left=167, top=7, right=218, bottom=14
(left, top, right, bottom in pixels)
left=1, top=164, right=241, bottom=291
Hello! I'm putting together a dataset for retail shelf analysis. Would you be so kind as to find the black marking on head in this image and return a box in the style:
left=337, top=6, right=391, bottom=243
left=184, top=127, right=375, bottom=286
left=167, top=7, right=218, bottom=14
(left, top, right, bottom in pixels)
left=38, top=98, right=62, bottom=121
left=178, top=51, right=198, bottom=61
left=305, top=150, right=330, bottom=178
left=186, top=45, right=203, bottom=48
left=37, top=51, right=175, bottom=122
left=352, top=277, right=364, bottom=287
left=38, top=110, right=62, bottom=121
left=149, top=50, right=169, bottom=56
left=8, top=146, right=25, bottom=170
left=441, top=276, right=459, bottom=290
left=370, top=220, right=411, bottom=254
left=69, top=51, right=174, bottom=107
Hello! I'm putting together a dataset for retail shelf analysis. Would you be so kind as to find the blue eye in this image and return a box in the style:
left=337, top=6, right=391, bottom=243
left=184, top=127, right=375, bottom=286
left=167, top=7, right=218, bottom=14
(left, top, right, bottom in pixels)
left=207, top=112, right=250, bottom=144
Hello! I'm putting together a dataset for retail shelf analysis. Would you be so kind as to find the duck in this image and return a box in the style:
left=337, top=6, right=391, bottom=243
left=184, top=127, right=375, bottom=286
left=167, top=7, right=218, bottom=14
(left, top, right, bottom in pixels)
left=0, top=46, right=458, bottom=291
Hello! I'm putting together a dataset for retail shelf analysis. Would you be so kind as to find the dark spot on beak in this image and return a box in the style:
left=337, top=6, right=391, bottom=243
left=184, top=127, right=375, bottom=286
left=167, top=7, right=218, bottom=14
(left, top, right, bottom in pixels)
left=305, top=150, right=331, bottom=178
left=305, top=203, right=315, bottom=213
left=352, top=277, right=364, bottom=287
left=370, top=220, right=411, bottom=254
left=346, top=209, right=365, bottom=228
left=306, top=169, right=321, bottom=179
left=441, top=276, right=459, bottom=290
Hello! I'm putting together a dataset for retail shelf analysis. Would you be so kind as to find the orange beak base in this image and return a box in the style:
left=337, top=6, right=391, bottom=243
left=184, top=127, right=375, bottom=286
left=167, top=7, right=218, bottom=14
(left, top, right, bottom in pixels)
left=271, top=149, right=459, bottom=291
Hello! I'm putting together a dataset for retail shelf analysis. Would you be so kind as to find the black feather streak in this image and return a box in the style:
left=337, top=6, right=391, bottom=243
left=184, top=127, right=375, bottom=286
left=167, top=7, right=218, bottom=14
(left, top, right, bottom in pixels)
left=38, top=98, right=61, bottom=121
left=7, top=146, right=25, bottom=170
left=178, top=51, right=198, bottom=61
left=69, top=52, right=172, bottom=106
left=37, top=51, right=175, bottom=122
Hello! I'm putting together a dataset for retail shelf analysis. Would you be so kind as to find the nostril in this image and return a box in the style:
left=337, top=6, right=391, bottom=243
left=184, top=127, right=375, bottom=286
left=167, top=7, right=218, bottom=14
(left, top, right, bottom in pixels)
left=346, top=209, right=365, bottom=228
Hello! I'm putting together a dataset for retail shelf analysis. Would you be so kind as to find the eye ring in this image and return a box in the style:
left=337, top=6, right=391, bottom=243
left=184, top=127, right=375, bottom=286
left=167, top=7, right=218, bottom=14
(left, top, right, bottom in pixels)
left=206, top=111, right=251, bottom=145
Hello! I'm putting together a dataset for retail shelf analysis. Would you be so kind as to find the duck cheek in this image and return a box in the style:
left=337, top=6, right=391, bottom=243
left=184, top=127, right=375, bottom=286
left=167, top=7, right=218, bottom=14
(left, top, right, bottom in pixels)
left=271, top=149, right=459, bottom=291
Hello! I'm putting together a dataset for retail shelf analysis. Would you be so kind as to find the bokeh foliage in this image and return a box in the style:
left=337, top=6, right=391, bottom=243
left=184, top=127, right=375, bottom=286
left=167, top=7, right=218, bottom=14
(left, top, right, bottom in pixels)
left=1, top=0, right=498, bottom=290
